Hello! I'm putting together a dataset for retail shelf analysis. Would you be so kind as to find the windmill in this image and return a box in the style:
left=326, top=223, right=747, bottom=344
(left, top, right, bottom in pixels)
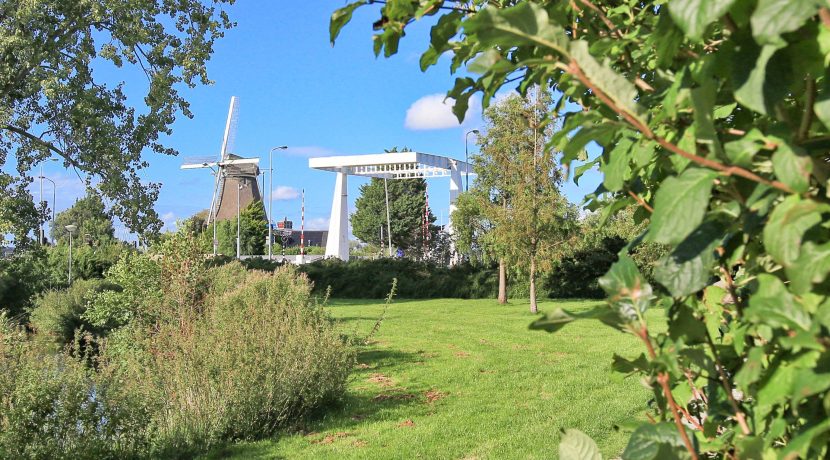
left=181, top=96, right=262, bottom=255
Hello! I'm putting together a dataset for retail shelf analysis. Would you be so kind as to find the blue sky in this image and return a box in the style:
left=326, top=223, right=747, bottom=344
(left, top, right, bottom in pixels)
left=31, top=2, right=602, bottom=240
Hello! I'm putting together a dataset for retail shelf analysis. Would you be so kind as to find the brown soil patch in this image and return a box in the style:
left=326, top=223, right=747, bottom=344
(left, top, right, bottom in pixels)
left=310, top=432, right=352, bottom=444
left=478, top=369, right=495, bottom=374
left=425, top=389, right=447, bottom=403
left=398, top=419, right=415, bottom=427
left=454, top=351, right=471, bottom=358
left=367, top=373, right=395, bottom=387
left=356, top=363, right=371, bottom=369
left=352, top=440, right=368, bottom=448
left=373, top=392, right=417, bottom=402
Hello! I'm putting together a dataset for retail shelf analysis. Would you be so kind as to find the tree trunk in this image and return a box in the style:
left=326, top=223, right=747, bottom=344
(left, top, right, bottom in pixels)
left=498, top=258, right=507, bottom=304
left=529, top=255, right=538, bottom=313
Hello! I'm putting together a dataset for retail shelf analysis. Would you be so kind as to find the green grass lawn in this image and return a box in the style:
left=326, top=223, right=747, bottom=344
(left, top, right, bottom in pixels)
left=206, top=298, right=665, bottom=459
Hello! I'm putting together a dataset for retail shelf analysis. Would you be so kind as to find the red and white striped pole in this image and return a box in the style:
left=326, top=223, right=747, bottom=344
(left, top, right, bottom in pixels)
left=300, top=188, right=305, bottom=257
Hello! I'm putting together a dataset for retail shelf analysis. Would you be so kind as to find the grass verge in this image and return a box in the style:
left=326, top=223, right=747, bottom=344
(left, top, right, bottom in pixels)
left=205, top=298, right=664, bottom=459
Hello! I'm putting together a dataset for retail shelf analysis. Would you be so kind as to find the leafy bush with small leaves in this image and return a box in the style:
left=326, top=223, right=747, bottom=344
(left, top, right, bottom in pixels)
left=0, top=313, right=150, bottom=459
left=336, top=1, right=830, bottom=457
left=29, top=279, right=118, bottom=348
left=94, top=234, right=354, bottom=455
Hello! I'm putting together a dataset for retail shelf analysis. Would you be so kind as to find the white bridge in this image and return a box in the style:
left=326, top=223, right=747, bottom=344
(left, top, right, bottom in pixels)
left=309, top=151, right=473, bottom=261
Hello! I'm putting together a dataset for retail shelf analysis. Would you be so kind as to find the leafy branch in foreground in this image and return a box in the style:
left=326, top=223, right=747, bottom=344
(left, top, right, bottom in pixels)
left=0, top=0, right=235, bottom=242
left=334, top=0, right=830, bottom=458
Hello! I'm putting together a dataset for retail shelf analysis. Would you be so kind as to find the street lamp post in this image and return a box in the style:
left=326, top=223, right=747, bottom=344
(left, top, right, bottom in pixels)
left=38, top=159, right=59, bottom=244
left=65, top=224, right=77, bottom=284
left=465, top=129, right=479, bottom=191
left=268, top=146, right=288, bottom=260
left=237, top=179, right=245, bottom=260
left=39, top=176, right=56, bottom=245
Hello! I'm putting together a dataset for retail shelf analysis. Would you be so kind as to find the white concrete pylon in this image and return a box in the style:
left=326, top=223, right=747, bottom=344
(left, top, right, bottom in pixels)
left=310, top=152, right=474, bottom=262
left=325, top=169, right=349, bottom=261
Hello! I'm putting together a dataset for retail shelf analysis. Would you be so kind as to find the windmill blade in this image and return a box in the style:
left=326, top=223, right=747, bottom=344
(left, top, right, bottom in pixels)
left=220, top=96, right=239, bottom=161
left=181, top=156, right=220, bottom=169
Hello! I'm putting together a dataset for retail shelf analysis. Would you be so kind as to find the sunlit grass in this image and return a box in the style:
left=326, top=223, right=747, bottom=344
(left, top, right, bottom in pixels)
left=206, top=298, right=666, bottom=459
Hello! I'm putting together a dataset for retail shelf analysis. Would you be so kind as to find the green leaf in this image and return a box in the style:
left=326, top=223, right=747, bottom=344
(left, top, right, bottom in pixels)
left=574, top=159, right=599, bottom=186
left=733, top=39, right=787, bottom=114
left=653, top=219, right=722, bottom=297
left=751, top=0, right=820, bottom=45
left=779, top=419, right=830, bottom=459
left=599, top=256, right=653, bottom=323
left=734, top=346, right=766, bottom=392
left=792, top=368, right=830, bottom=406
left=612, top=353, right=650, bottom=374
left=724, top=129, right=765, bottom=168
left=735, top=436, right=764, bottom=460
left=763, top=195, right=829, bottom=267
left=647, top=168, right=718, bottom=245
left=569, top=40, right=646, bottom=123
left=330, top=1, right=366, bottom=45
left=559, top=429, right=603, bottom=460
left=601, top=137, right=633, bottom=192
left=621, top=423, right=692, bottom=460
left=667, top=302, right=708, bottom=344
left=463, top=3, right=568, bottom=55
left=746, top=274, right=810, bottom=331
left=786, top=242, right=830, bottom=295
left=771, top=139, right=812, bottom=193
left=814, top=75, right=830, bottom=130
left=668, top=0, right=737, bottom=40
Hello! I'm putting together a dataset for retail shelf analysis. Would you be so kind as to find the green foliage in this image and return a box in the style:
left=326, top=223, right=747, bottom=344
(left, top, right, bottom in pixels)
left=100, top=260, right=354, bottom=453
left=455, top=90, right=579, bottom=309
left=83, top=251, right=162, bottom=330
left=216, top=201, right=268, bottom=256
left=334, top=1, right=830, bottom=457
left=0, top=313, right=150, bottom=459
left=4, top=231, right=354, bottom=458
left=300, top=258, right=498, bottom=299
left=29, top=279, right=117, bottom=348
left=51, top=190, right=115, bottom=245
left=0, top=0, right=234, bottom=239
left=351, top=170, right=437, bottom=252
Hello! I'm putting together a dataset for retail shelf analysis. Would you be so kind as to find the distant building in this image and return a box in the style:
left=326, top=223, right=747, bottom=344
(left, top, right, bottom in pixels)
left=271, top=229, right=328, bottom=248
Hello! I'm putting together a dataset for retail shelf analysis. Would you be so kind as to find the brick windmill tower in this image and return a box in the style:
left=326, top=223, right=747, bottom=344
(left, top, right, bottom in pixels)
left=182, top=96, right=262, bottom=255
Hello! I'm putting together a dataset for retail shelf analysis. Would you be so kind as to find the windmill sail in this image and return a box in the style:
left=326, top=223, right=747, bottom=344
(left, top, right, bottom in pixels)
left=210, top=97, right=240, bottom=226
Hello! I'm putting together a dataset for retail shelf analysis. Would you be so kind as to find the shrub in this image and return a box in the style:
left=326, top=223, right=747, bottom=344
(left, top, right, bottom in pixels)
left=29, top=279, right=118, bottom=348
left=99, top=256, right=354, bottom=453
left=0, top=313, right=150, bottom=459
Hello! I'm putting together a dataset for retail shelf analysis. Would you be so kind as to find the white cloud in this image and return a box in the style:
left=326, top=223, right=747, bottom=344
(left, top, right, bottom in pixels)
left=306, top=217, right=330, bottom=230
left=270, top=185, right=300, bottom=201
left=284, top=146, right=339, bottom=157
left=404, top=94, right=480, bottom=130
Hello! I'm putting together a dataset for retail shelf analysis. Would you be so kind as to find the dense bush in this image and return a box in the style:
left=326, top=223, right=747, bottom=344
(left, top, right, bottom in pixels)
left=100, top=261, right=354, bottom=453
left=0, top=242, right=128, bottom=321
left=29, top=279, right=118, bottom=348
left=4, top=232, right=355, bottom=458
left=299, top=258, right=499, bottom=299
left=0, top=313, right=149, bottom=459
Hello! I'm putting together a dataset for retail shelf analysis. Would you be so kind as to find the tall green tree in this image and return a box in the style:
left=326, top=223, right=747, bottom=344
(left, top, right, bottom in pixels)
left=334, top=1, right=830, bottom=457
left=0, top=0, right=234, bottom=241
left=216, top=201, right=267, bottom=256
left=52, top=190, right=115, bottom=245
left=458, top=90, right=577, bottom=311
left=351, top=150, right=437, bottom=253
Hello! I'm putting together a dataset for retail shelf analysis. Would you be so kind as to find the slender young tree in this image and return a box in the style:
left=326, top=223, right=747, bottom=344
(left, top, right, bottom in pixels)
left=459, top=89, right=577, bottom=310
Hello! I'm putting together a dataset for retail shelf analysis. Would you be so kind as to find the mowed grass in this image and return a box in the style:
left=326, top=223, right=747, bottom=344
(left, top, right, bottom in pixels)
left=206, top=298, right=666, bottom=459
